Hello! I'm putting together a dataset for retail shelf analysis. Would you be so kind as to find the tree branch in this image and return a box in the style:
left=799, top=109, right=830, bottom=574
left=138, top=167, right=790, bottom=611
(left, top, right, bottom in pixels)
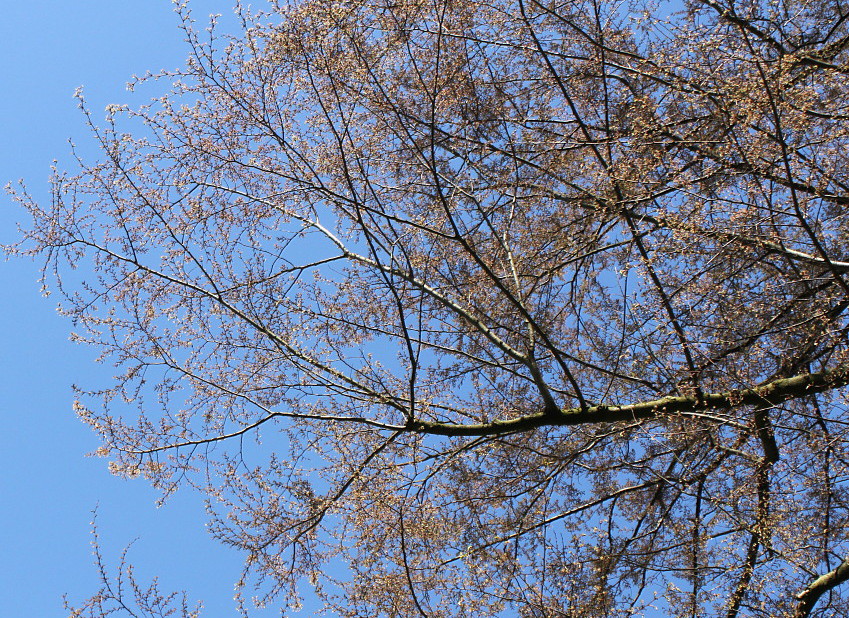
left=794, top=557, right=849, bottom=618
left=411, top=365, right=849, bottom=436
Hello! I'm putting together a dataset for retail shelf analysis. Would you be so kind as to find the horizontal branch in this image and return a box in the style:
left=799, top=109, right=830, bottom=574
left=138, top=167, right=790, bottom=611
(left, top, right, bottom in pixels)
left=410, top=365, right=849, bottom=436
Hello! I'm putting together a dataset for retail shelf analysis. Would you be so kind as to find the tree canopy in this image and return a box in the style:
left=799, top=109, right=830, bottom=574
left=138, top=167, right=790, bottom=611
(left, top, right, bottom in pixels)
left=13, top=0, right=849, bottom=615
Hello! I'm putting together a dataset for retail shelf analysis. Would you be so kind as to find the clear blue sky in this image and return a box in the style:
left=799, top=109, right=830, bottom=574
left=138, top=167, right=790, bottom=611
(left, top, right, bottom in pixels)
left=0, top=2, right=277, bottom=615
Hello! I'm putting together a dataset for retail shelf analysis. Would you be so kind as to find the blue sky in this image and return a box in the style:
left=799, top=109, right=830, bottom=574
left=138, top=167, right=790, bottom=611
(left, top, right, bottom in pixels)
left=0, top=1, right=273, bottom=615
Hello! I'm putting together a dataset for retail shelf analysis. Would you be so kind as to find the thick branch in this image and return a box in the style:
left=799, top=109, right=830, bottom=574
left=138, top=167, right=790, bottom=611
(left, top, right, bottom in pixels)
left=410, top=365, right=849, bottom=436
left=794, top=557, right=849, bottom=618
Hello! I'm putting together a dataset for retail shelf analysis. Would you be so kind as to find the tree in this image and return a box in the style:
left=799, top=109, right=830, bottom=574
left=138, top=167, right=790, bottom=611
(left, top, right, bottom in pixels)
left=11, top=0, right=849, bottom=615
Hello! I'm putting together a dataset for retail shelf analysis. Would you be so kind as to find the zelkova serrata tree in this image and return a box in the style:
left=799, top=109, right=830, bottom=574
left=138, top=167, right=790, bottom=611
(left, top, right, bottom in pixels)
left=12, top=0, right=849, bottom=615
